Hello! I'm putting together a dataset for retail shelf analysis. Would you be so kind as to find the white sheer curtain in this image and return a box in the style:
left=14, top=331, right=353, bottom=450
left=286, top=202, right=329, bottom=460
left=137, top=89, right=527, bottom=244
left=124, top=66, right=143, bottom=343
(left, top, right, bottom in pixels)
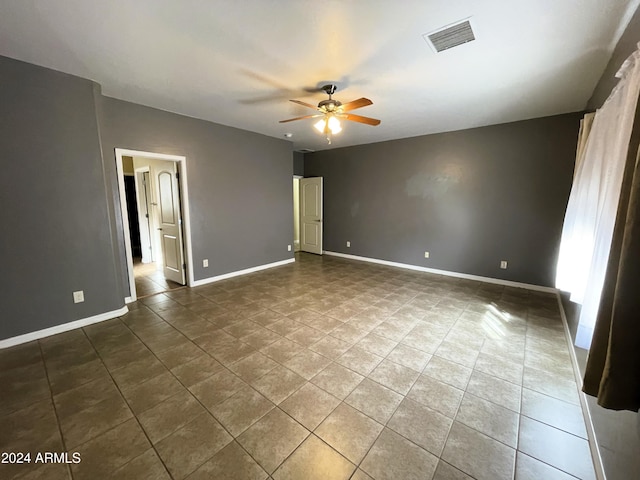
left=556, top=44, right=640, bottom=349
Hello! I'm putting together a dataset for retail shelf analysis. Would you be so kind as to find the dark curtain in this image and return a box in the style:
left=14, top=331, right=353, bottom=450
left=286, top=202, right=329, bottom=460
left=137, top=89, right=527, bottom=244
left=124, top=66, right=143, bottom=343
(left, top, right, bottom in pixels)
left=583, top=105, right=640, bottom=411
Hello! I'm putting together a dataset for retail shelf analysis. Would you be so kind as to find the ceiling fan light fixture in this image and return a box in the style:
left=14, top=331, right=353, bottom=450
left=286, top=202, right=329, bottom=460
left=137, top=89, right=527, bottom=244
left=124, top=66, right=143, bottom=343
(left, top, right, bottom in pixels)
left=314, top=115, right=341, bottom=135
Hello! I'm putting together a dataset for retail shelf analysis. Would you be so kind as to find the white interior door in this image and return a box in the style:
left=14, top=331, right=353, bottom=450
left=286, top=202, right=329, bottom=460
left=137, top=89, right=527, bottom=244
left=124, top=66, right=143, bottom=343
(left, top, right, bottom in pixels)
left=152, top=163, right=186, bottom=284
left=300, top=177, right=323, bottom=255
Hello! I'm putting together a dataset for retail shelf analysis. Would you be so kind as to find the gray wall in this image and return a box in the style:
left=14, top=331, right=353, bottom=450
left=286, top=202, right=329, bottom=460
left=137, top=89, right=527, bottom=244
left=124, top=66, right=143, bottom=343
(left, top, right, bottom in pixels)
left=98, top=97, right=294, bottom=288
left=588, top=5, right=640, bottom=110
left=305, top=113, right=582, bottom=287
left=293, top=151, right=304, bottom=176
left=0, top=56, right=123, bottom=339
left=0, top=54, right=294, bottom=341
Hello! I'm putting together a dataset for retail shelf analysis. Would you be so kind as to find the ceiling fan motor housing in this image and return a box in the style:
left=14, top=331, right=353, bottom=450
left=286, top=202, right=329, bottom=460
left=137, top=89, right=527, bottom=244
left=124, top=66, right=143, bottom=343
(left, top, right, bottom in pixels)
left=318, top=99, right=341, bottom=111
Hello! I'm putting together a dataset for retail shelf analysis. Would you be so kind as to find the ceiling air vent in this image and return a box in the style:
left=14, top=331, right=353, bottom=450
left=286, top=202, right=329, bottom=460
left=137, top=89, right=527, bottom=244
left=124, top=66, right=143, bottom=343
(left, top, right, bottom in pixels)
left=297, top=148, right=315, bottom=153
left=424, top=19, right=475, bottom=53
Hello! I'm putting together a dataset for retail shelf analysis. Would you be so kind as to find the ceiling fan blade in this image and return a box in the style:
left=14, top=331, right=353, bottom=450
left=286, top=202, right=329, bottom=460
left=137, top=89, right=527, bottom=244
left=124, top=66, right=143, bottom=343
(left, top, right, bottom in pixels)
left=279, top=114, right=322, bottom=123
left=342, top=113, right=381, bottom=126
left=289, top=99, right=320, bottom=110
left=340, top=97, right=373, bottom=112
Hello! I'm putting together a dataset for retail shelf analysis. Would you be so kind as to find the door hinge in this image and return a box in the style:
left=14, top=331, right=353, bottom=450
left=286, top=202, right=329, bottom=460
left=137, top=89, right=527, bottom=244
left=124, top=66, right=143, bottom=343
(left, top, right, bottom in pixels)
left=176, top=172, right=180, bottom=179
left=183, top=263, right=186, bottom=270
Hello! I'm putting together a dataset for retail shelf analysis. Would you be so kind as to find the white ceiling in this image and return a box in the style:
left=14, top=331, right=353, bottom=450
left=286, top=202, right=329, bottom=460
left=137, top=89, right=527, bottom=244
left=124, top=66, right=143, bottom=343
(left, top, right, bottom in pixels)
left=1, top=0, right=638, bottom=151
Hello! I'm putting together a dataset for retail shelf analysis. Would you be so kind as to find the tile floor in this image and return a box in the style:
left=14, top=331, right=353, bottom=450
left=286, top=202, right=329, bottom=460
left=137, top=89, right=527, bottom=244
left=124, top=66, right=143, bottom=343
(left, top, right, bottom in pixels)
left=1, top=253, right=597, bottom=479
left=133, top=259, right=183, bottom=297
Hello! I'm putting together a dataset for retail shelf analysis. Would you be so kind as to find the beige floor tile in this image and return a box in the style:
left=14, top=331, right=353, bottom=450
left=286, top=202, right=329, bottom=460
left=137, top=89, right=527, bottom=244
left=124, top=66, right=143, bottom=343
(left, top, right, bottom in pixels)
left=154, top=341, right=204, bottom=369
left=137, top=390, right=206, bottom=443
left=442, top=421, right=515, bottom=480
left=59, top=391, right=133, bottom=449
left=279, top=383, right=341, bottom=430
left=309, top=336, right=352, bottom=359
left=52, top=376, right=121, bottom=421
left=283, top=349, right=332, bottom=380
left=0, top=254, right=602, bottom=480
left=515, top=452, right=578, bottom=480
left=259, top=337, right=305, bottom=363
left=272, top=434, right=355, bottom=480
left=356, top=332, right=398, bottom=357
left=110, top=355, right=168, bottom=390
left=407, top=374, right=464, bottom=418
left=345, top=378, right=404, bottom=424
left=315, top=403, right=384, bottom=464
left=336, top=346, right=383, bottom=376
left=433, top=460, right=474, bottom=479
left=121, top=371, right=186, bottom=414
left=518, top=416, right=595, bottom=480
left=521, top=387, right=587, bottom=438
left=466, top=370, right=522, bottom=413
left=170, top=354, right=224, bottom=387
left=434, top=341, right=480, bottom=368
left=368, top=359, right=420, bottom=395
left=228, top=351, right=279, bottom=383
left=209, top=385, right=274, bottom=436
left=69, top=418, right=150, bottom=480
left=329, top=323, right=368, bottom=344
left=522, top=366, right=580, bottom=405
left=455, top=392, right=519, bottom=447
left=285, top=325, right=326, bottom=347
left=423, top=356, right=472, bottom=390
left=241, top=327, right=283, bottom=349
left=387, top=343, right=432, bottom=372
left=237, top=408, right=310, bottom=473
left=388, top=398, right=452, bottom=456
left=251, top=365, right=306, bottom=404
left=311, top=362, right=364, bottom=399
left=361, top=428, right=439, bottom=480
left=155, top=413, right=232, bottom=479
left=186, top=441, right=268, bottom=480
left=474, top=352, right=524, bottom=385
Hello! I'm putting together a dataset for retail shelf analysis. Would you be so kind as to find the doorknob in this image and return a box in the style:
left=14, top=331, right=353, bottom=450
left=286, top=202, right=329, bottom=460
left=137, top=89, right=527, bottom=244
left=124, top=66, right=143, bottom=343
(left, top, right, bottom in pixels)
left=157, top=228, right=163, bottom=231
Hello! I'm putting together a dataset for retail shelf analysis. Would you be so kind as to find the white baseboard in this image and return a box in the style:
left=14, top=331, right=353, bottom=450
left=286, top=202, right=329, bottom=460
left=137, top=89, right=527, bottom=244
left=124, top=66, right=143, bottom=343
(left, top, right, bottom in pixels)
left=323, top=251, right=557, bottom=293
left=556, top=293, right=606, bottom=480
left=192, top=258, right=295, bottom=287
left=0, top=306, right=129, bottom=349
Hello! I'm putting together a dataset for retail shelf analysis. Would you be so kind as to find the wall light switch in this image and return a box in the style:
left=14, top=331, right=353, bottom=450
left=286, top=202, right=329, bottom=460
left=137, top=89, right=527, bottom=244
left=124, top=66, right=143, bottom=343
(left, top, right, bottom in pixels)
left=500, top=260, right=508, bottom=269
left=346, top=241, right=351, bottom=248
left=203, top=259, right=209, bottom=268
left=424, top=251, right=430, bottom=258
left=73, top=290, right=84, bottom=303
left=287, top=245, right=292, bottom=252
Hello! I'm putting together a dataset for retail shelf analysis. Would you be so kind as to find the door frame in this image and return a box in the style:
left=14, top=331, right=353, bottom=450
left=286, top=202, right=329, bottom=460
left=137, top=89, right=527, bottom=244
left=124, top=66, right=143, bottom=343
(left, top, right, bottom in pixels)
left=134, top=166, right=153, bottom=264
left=115, top=148, right=195, bottom=303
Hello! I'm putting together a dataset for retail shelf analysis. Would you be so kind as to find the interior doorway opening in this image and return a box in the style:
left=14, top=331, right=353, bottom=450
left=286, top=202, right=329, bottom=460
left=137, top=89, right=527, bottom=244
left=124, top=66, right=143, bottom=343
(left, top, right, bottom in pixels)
left=115, top=149, right=194, bottom=303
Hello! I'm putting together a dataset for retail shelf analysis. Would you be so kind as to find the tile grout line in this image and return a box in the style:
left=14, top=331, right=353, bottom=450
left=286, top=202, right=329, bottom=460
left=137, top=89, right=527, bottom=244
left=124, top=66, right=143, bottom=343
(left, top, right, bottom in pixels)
left=79, top=326, right=174, bottom=480
left=556, top=292, right=606, bottom=480
left=36, top=340, right=74, bottom=480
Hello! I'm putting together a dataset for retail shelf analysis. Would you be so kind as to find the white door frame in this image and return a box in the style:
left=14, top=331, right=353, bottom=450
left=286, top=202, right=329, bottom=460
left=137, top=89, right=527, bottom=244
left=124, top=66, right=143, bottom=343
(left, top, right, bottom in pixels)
left=134, top=166, right=153, bottom=264
left=115, top=148, right=195, bottom=303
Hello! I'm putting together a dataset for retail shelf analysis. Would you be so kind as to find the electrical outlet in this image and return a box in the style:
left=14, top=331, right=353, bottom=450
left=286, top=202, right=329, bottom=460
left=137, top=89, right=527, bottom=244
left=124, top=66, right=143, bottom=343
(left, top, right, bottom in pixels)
left=346, top=241, right=351, bottom=248
left=73, top=290, right=84, bottom=303
left=500, top=260, right=508, bottom=269
left=203, top=259, right=209, bottom=268
left=287, top=245, right=292, bottom=252
left=424, top=251, right=430, bottom=258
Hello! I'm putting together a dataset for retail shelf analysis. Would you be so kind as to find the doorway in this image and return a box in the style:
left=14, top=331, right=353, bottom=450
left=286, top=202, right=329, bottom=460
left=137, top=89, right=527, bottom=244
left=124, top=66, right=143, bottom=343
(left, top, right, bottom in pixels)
left=115, top=149, right=194, bottom=302
left=299, top=177, right=323, bottom=255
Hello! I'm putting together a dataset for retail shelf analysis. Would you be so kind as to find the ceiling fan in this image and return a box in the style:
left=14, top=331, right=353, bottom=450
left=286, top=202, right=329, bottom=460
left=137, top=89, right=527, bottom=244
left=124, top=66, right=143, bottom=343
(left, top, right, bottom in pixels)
left=280, top=84, right=380, bottom=143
